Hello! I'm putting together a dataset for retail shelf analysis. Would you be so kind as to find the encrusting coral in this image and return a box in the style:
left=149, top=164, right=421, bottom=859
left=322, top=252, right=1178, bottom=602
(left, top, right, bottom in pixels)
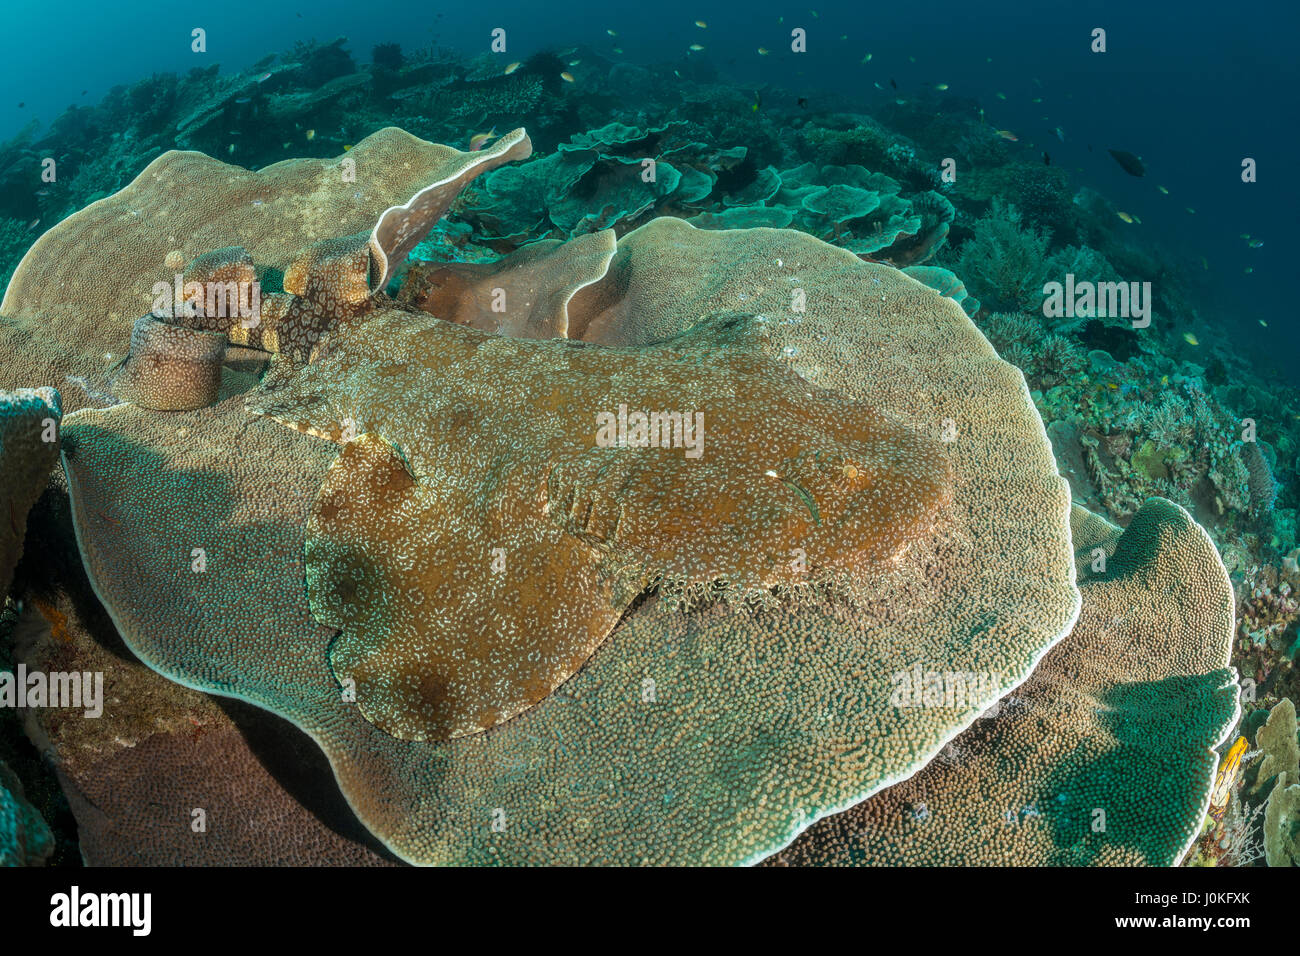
left=0, top=127, right=530, bottom=409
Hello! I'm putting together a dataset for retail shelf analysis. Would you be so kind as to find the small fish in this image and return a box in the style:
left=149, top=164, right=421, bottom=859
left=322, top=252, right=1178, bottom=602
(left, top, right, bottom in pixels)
left=17, top=102, right=24, bottom=108
left=1244, top=267, right=1254, bottom=274
left=1240, top=233, right=1251, bottom=239
left=689, top=44, right=705, bottom=51
left=1200, top=256, right=1209, bottom=270
left=797, top=97, right=808, bottom=108
left=1160, top=375, right=1169, bottom=385
left=1107, top=148, right=1146, bottom=177
left=1031, top=96, right=1042, bottom=103
left=935, top=83, right=949, bottom=90
left=560, top=71, right=575, bottom=83
left=80, top=90, right=87, bottom=96
left=228, top=143, right=237, bottom=154
left=1157, top=185, right=1169, bottom=194
left=752, top=90, right=762, bottom=111
left=1183, top=332, right=1199, bottom=346
left=1186, top=207, right=1196, bottom=214
left=256, top=71, right=273, bottom=83
left=889, top=78, right=897, bottom=90
left=469, top=127, right=497, bottom=151
left=674, top=70, right=681, bottom=78
left=996, top=92, right=1006, bottom=100
left=895, top=98, right=906, bottom=105
left=1208, top=737, right=1249, bottom=824
left=569, top=59, right=580, bottom=66
left=1107, top=383, right=1119, bottom=390
left=1259, top=320, right=1268, bottom=327
left=757, top=47, right=770, bottom=55
left=504, top=61, right=520, bottom=75
left=1054, top=126, right=1065, bottom=142
left=305, top=129, right=315, bottom=141
left=612, top=47, right=623, bottom=54
left=1132, top=214, right=1142, bottom=224
left=695, top=20, right=707, bottom=28
left=607, top=28, right=618, bottom=36
left=26, top=219, right=39, bottom=231
left=874, top=82, right=883, bottom=89
left=235, top=97, right=251, bottom=104
left=1249, top=239, right=1264, bottom=248
left=996, top=129, right=1017, bottom=141
left=812, top=9, right=820, bottom=17
left=1116, top=211, right=1133, bottom=223
left=1043, top=151, right=1051, bottom=166
left=343, top=144, right=352, bottom=151
left=861, top=53, right=873, bottom=63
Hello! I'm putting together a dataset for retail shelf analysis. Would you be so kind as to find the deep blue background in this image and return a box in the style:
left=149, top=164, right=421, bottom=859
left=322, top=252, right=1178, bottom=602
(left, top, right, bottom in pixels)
left=2, top=0, right=1294, bottom=378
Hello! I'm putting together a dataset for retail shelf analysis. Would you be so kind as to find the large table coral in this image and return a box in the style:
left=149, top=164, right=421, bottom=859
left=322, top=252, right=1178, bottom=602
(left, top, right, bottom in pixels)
left=1, top=126, right=1241, bottom=867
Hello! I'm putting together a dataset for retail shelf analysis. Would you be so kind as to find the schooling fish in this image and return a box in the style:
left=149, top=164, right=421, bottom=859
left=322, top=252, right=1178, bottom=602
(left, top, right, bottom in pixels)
left=607, top=28, right=618, bottom=36
left=1183, top=332, right=1199, bottom=346
left=935, top=83, right=949, bottom=90
left=695, top=20, right=707, bottom=28
left=1249, top=239, right=1264, bottom=248
left=560, top=71, right=575, bottom=83
left=1054, top=126, right=1065, bottom=142
left=1108, top=149, right=1146, bottom=177
left=1116, top=211, right=1134, bottom=223
left=757, top=47, right=770, bottom=55
left=503, top=61, right=520, bottom=74
left=861, top=53, right=872, bottom=62
left=469, top=127, right=497, bottom=151
left=996, top=129, right=1017, bottom=141
left=689, top=44, right=705, bottom=51
left=1158, top=185, right=1169, bottom=194
left=305, top=129, right=315, bottom=141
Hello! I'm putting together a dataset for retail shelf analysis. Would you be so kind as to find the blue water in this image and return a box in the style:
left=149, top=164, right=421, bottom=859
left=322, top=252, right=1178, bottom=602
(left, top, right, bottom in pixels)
left=2, top=0, right=1294, bottom=378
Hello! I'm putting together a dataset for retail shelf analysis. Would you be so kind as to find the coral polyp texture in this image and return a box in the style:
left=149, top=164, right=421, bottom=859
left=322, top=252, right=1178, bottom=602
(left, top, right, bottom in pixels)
left=764, top=498, right=1239, bottom=866
left=254, top=308, right=952, bottom=740
left=0, top=123, right=1246, bottom=868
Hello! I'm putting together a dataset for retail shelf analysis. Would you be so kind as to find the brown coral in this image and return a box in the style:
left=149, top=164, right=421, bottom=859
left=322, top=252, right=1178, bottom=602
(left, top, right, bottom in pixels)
left=258, top=309, right=952, bottom=740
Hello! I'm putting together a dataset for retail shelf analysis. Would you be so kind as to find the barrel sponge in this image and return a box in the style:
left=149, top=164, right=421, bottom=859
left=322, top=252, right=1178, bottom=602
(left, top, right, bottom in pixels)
left=0, top=127, right=529, bottom=413
left=764, top=498, right=1240, bottom=866
left=0, top=386, right=61, bottom=597
left=109, top=316, right=226, bottom=411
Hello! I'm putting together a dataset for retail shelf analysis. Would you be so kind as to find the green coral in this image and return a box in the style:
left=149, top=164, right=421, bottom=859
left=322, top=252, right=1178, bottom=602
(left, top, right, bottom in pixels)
left=955, top=199, right=1052, bottom=313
